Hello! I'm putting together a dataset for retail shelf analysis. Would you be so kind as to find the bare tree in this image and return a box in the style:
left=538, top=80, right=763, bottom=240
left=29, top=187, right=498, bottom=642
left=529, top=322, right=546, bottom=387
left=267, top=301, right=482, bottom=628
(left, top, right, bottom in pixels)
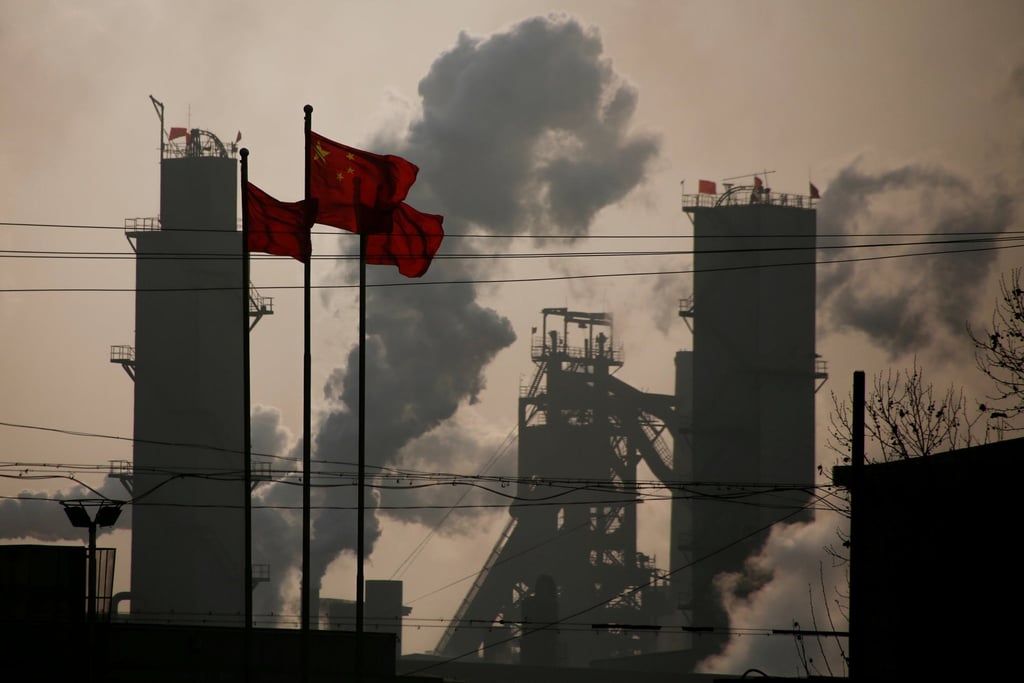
left=970, top=267, right=1024, bottom=424
left=819, top=363, right=985, bottom=672
left=826, top=359, right=985, bottom=464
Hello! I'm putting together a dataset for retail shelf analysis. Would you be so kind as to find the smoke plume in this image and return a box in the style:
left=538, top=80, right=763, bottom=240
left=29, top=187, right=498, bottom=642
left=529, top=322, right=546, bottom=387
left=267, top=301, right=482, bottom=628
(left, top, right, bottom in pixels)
left=304, top=15, right=658, bottom=603
left=0, top=477, right=131, bottom=543
left=697, top=513, right=850, bottom=677
left=816, top=160, right=1015, bottom=362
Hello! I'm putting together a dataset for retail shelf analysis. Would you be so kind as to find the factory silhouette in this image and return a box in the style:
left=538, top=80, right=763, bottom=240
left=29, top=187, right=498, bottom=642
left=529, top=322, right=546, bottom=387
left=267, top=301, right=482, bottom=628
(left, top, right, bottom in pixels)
left=13, top=109, right=1010, bottom=681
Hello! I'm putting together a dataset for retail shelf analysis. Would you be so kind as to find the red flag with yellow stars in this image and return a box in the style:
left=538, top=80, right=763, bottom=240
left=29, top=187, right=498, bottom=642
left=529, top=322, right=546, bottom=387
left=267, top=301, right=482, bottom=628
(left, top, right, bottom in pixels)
left=309, top=130, right=419, bottom=232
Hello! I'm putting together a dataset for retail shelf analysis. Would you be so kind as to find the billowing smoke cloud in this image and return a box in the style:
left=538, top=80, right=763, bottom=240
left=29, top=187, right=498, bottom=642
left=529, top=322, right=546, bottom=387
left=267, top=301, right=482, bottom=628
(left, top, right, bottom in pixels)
left=817, top=160, right=1015, bottom=362
left=1011, top=64, right=1024, bottom=100
left=0, top=491, right=84, bottom=542
left=305, top=15, right=659, bottom=600
left=398, top=16, right=658, bottom=240
left=0, top=477, right=131, bottom=543
left=248, top=405, right=306, bottom=617
left=252, top=404, right=293, bottom=458
left=369, top=400, right=518, bottom=533
left=697, top=513, right=850, bottom=677
left=310, top=285, right=515, bottom=596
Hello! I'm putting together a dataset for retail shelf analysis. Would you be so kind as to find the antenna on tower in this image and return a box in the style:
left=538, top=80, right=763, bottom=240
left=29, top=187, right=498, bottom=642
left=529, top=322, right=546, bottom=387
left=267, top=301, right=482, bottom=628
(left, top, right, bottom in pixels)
left=149, top=95, right=164, bottom=160
left=721, top=169, right=775, bottom=184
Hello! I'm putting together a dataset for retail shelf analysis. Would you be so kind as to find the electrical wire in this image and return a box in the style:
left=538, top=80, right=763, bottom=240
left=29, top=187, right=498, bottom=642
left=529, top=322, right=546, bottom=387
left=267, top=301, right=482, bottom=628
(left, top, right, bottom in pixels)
left=3, top=234, right=1023, bottom=262
left=2, top=241, right=1020, bottom=294
left=0, top=459, right=840, bottom=497
left=4, top=219, right=1023, bottom=239
left=389, top=426, right=518, bottom=580
left=0, top=418, right=845, bottom=496
left=113, top=608, right=845, bottom=638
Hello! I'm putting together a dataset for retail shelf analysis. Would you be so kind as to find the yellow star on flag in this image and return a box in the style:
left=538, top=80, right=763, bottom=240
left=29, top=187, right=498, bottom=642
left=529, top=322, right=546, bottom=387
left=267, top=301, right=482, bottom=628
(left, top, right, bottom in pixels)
left=313, top=141, right=330, bottom=164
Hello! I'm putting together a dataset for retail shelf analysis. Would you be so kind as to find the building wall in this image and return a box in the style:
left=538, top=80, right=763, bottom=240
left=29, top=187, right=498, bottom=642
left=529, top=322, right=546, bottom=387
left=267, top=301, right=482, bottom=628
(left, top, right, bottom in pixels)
left=837, top=439, right=1024, bottom=680
left=130, top=155, right=245, bottom=624
left=0, top=544, right=86, bottom=622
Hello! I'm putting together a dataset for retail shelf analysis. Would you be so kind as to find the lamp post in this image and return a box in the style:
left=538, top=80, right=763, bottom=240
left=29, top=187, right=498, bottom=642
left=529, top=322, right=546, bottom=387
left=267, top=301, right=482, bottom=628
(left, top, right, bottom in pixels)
left=62, top=501, right=123, bottom=621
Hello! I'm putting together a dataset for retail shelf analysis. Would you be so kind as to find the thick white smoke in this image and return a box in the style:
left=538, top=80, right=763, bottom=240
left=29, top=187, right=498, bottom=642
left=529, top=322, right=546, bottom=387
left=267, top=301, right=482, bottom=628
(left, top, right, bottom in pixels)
left=697, top=513, right=850, bottom=677
left=817, top=160, right=1015, bottom=364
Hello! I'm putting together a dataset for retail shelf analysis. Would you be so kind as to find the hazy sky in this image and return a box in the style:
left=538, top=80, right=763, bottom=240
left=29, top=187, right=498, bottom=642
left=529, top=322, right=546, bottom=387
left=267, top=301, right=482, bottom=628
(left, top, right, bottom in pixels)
left=2, top=0, right=1023, bottom=674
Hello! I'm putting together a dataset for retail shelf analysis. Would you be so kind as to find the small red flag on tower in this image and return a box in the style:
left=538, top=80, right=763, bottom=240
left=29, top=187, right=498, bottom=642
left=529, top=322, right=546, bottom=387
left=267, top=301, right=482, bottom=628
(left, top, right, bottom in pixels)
left=809, top=182, right=820, bottom=199
left=698, top=179, right=717, bottom=194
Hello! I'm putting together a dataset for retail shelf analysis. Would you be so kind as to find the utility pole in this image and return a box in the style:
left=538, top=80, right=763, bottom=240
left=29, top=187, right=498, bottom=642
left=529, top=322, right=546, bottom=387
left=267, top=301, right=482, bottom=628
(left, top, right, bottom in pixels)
left=849, top=371, right=865, bottom=681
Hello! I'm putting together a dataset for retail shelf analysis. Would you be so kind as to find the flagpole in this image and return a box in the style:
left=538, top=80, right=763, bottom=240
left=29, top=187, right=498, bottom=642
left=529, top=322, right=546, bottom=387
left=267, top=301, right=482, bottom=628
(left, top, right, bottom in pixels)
left=357, top=219, right=367, bottom=679
left=240, top=148, right=253, bottom=681
left=302, top=104, right=313, bottom=681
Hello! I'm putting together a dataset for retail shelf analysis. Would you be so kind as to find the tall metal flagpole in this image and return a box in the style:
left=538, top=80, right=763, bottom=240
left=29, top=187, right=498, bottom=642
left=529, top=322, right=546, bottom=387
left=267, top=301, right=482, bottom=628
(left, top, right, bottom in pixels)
left=240, top=148, right=253, bottom=681
left=302, top=105, right=314, bottom=681
left=357, top=218, right=367, bottom=679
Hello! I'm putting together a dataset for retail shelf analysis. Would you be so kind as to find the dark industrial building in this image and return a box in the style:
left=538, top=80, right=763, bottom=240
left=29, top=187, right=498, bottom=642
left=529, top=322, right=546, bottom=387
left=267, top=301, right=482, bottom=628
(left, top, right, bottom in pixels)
left=0, top=102, right=406, bottom=682
left=0, top=543, right=400, bottom=682
left=436, top=309, right=679, bottom=666
left=835, top=437, right=1024, bottom=681
left=435, top=182, right=824, bottom=673
left=676, top=185, right=823, bottom=663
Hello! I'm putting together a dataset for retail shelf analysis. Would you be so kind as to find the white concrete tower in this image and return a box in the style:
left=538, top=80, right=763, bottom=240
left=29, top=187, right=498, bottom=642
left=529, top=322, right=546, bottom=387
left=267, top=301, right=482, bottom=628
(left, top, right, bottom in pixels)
left=125, top=112, right=247, bottom=626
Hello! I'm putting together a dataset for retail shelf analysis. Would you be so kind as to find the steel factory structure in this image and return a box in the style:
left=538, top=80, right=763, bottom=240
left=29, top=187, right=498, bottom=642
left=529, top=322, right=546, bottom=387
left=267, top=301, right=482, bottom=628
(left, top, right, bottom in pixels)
left=88, top=98, right=823, bottom=675
left=435, top=182, right=823, bottom=670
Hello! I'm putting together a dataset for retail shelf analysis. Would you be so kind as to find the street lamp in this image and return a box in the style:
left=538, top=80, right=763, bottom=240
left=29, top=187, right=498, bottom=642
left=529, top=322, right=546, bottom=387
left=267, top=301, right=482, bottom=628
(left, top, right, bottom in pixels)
left=62, top=500, right=123, bottom=622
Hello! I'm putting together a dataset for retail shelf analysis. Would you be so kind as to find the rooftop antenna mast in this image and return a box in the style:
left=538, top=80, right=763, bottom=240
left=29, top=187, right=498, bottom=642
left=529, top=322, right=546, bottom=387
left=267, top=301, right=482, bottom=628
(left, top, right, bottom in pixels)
left=721, top=169, right=775, bottom=183
left=149, top=95, right=164, bottom=159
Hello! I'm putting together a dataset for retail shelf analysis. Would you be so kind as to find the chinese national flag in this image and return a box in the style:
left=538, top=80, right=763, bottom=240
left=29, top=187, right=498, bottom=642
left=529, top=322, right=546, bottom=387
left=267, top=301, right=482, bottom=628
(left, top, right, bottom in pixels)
left=366, top=203, right=445, bottom=278
left=754, top=176, right=764, bottom=190
left=245, top=182, right=315, bottom=263
left=809, top=182, right=820, bottom=199
left=169, top=127, right=188, bottom=140
left=309, top=131, right=419, bottom=231
left=698, top=179, right=716, bottom=194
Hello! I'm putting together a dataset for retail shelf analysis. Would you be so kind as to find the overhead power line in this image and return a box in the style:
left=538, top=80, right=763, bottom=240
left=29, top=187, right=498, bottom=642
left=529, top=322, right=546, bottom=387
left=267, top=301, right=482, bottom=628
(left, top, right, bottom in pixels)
left=112, top=607, right=848, bottom=637
left=4, top=219, right=1022, bottom=239
left=3, top=233, right=1023, bottom=262
left=1, top=241, right=1022, bottom=294
left=0, top=416, right=844, bottom=493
